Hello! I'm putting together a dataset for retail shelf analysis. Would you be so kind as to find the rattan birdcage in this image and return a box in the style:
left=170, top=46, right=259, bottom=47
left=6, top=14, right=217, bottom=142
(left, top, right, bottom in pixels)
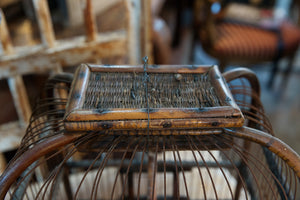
left=0, top=64, right=299, bottom=200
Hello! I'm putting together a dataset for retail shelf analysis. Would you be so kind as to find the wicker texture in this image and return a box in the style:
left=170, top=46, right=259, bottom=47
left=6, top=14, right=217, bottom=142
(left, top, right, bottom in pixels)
left=83, top=72, right=221, bottom=109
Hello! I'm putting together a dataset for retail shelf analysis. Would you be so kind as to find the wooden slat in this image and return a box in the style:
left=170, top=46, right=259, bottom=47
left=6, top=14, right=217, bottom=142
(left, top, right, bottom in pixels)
left=65, top=0, right=83, bottom=27
left=66, top=0, right=122, bottom=27
left=65, top=107, right=242, bottom=121
left=0, top=31, right=126, bottom=79
left=8, top=75, right=32, bottom=127
left=64, top=117, right=244, bottom=131
left=0, top=9, right=14, bottom=55
left=141, top=0, right=153, bottom=63
left=0, top=10, right=31, bottom=154
left=62, top=64, right=90, bottom=114
left=0, top=122, right=25, bottom=152
left=32, top=0, right=56, bottom=47
left=0, top=0, right=19, bottom=8
left=84, top=0, right=98, bottom=42
left=0, top=153, right=6, bottom=174
left=88, top=64, right=212, bottom=73
left=126, top=0, right=142, bottom=64
left=51, top=62, right=63, bottom=74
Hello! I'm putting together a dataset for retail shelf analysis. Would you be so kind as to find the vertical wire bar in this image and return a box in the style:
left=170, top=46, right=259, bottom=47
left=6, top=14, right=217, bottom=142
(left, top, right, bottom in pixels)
left=31, top=144, right=77, bottom=199
left=173, top=139, right=190, bottom=199
left=137, top=138, right=146, bottom=200
left=169, top=137, right=180, bottom=199
left=221, top=135, right=285, bottom=199
left=186, top=136, right=207, bottom=199
left=111, top=137, right=135, bottom=200
left=211, top=135, right=249, bottom=200
left=147, top=153, right=156, bottom=200
left=162, top=137, right=167, bottom=200
left=194, top=136, right=234, bottom=199
left=188, top=135, right=218, bottom=200
left=92, top=136, right=123, bottom=199
left=152, top=138, right=159, bottom=200
left=74, top=143, right=106, bottom=198
left=121, top=138, right=141, bottom=200
left=0, top=9, right=14, bottom=54
left=33, top=0, right=56, bottom=48
left=43, top=138, right=90, bottom=200
left=83, top=0, right=97, bottom=42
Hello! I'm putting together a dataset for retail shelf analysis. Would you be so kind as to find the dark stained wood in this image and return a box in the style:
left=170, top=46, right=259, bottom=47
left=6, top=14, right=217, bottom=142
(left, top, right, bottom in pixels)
left=0, top=133, right=81, bottom=199
left=64, top=65, right=245, bottom=131
left=223, top=68, right=261, bottom=96
left=88, top=64, right=212, bottom=73
left=65, top=64, right=90, bottom=115
left=65, top=107, right=241, bottom=121
left=84, top=0, right=97, bottom=42
left=225, top=127, right=300, bottom=178
left=64, top=117, right=244, bottom=132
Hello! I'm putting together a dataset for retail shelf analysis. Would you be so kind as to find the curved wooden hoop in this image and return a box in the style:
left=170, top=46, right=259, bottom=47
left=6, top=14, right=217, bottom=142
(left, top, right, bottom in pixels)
left=224, top=127, right=300, bottom=178
left=0, top=134, right=80, bottom=199
left=223, top=68, right=260, bottom=97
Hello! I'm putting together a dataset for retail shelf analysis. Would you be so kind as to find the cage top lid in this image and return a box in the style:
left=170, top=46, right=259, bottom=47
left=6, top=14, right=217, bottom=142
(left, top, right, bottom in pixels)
left=63, top=64, right=244, bottom=133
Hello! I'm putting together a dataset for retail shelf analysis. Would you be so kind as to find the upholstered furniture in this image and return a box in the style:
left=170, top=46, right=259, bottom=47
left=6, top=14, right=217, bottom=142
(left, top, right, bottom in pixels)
left=195, top=0, right=300, bottom=88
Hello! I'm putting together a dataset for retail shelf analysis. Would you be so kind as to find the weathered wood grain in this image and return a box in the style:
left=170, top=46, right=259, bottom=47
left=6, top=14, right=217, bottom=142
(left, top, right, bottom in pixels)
left=0, top=9, right=14, bottom=55
left=8, top=76, right=31, bottom=127
left=0, top=31, right=126, bottom=79
left=33, top=0, right=56, bottom=47
left=84, top=0, right=98, bottom=42
left=64, top=117, right=244, bottom=132
left=65, top=107, right=242, bottom=121
left=88, top=63, right=212, bottom=73
left=0, top=121, right=26, bottom=152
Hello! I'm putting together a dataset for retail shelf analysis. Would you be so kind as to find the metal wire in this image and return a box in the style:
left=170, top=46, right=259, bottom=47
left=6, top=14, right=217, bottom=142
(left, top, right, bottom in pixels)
left=1, top=69, right=299, bottom=200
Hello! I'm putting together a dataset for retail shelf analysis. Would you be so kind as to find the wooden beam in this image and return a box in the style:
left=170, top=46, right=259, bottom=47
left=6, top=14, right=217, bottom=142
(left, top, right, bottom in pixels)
left=0, top=122, right=25, bottom=152
left=8, top=76, right=32, bottom=127
left=32, top=0, right=56, bottom=47
left=0, top=9, right=14, bottom=55
left=0, top=9, right=31, bottom=134
left=0, top=153, right=6, bottom=174
left=141, top=0, right=153, bottom=63
left=84, top=0, right=98, bottom=42
left=0, top=31, right=126, bottom=79
left=126, top=0, right=141, bottom=65
left=0, top=0, right=19, bottom=8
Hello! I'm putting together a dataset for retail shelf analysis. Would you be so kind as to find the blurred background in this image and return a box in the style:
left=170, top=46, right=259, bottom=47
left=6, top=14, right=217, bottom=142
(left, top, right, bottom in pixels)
left=0, top=0, right=299, bottom=173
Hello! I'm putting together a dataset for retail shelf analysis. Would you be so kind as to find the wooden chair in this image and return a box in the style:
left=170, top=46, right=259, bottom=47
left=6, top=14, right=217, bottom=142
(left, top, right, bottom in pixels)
left=0, top=64, right=299, bottom=199
left=0, top=0, right=152, bottom=172
left=194, top=0, right=300, bottom=88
